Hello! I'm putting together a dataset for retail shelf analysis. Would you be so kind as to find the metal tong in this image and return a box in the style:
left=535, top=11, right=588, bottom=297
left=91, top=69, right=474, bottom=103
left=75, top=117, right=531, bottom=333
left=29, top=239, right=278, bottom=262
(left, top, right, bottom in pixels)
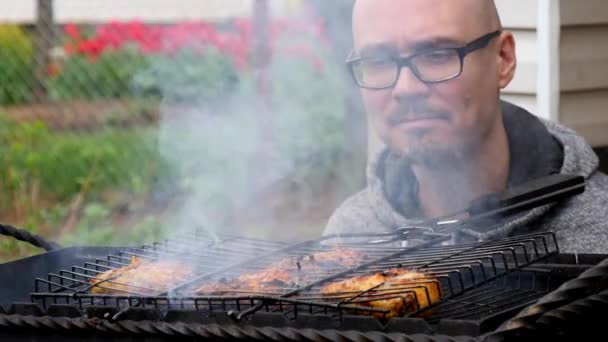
left=374, top=173, right=586, bottom=244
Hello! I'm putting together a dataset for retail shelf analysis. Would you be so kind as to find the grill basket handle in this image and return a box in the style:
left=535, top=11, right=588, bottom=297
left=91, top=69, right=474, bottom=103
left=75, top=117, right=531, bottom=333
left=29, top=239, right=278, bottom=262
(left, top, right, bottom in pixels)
left=0, top=223, right=61, bottom=251
left=485, top=256, right=608, bottom=341
left=469, top=174, right=586, bottom=218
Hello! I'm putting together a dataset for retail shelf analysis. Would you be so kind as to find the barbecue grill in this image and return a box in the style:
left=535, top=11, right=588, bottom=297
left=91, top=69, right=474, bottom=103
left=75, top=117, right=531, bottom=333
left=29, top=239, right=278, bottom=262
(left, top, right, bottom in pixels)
left=1, top=229, right=607, bottom=341
left=1, top=174, right=607, bottom=341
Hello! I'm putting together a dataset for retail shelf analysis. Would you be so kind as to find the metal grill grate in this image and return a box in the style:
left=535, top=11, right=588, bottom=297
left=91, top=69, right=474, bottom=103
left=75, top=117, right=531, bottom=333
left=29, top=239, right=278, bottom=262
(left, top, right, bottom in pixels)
left=281, top=233, right=559, bottom=320
left=426, top=269, right=551, bottom=322
left=30, top=232, right=559, bottom=325
left=31, top=230, right=286, bottom=300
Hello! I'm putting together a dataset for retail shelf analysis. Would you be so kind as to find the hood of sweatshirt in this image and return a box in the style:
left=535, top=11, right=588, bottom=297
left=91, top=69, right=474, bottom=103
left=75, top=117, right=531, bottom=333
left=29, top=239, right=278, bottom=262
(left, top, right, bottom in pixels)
left=363, top=101, right=599, bottom=241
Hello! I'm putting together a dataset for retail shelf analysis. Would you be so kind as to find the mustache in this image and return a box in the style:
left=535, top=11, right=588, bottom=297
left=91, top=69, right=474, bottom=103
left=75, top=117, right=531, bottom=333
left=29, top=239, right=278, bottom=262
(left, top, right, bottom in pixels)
left=386, top=101, right=451, bottom=127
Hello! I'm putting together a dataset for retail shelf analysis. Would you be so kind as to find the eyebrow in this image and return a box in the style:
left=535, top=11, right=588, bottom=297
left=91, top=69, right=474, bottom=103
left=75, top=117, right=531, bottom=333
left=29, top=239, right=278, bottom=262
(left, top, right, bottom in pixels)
left=358, top=36, right=466, bottom=57
left=358, top=43, right=399, bottom=58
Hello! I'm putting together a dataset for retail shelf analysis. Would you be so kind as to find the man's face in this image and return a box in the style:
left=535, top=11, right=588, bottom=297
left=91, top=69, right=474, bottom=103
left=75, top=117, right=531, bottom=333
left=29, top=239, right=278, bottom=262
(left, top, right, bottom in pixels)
left=353, top=0, right=506, bottom=164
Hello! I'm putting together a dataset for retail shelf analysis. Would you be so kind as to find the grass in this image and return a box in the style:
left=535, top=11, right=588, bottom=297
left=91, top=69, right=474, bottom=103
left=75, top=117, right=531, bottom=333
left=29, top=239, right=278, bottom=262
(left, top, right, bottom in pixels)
left=0, top=114, right=171, bottom=262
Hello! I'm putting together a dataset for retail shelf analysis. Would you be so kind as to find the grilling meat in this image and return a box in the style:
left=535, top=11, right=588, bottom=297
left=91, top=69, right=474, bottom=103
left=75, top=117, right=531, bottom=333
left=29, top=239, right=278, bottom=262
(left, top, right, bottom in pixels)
left=196, top=265, right=293, bottom=294
left=298, top=248, right=364, bottom=268
left=89, top=256, right=194, bottom=295
left=196, top=248, right=365, bottom=295
left=320, top=268, right=442, bottom=319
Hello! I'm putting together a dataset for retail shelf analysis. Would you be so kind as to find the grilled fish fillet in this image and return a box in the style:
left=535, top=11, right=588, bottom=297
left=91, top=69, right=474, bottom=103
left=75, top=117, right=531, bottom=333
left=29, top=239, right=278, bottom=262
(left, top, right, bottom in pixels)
left=320, top=268, right=442, bottom=319
left=89, top=256, right=194, bottom=295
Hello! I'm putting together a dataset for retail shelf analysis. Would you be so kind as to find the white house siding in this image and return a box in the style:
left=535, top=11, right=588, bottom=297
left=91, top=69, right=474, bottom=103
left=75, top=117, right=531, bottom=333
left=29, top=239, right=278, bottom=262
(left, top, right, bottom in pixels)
left=0, top=0, right=301, bottom=23
left=496, top=0, right=539, bottom=115
left=499, top=0, right=608, bottom=147
left=559, top=0, right=608, bottom=147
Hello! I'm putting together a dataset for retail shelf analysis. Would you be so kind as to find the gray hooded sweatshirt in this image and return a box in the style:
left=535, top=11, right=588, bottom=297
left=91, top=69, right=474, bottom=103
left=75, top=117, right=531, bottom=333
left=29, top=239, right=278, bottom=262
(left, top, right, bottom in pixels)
left=324, top=101, right=608, bottom=253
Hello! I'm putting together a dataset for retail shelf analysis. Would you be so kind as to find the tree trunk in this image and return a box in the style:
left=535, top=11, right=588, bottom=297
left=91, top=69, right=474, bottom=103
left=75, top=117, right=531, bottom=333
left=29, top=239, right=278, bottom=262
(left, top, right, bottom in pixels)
left=309, top=0, right=368, bottom=195
left=33, top=0, right=55, bottom=103
left=253, top=0, right=274, bottom=189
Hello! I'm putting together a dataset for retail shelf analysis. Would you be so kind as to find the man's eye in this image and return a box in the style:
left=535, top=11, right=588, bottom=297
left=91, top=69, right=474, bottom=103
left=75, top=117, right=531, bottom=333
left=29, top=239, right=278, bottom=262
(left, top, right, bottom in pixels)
left=421, top=50, right=455, bottom=63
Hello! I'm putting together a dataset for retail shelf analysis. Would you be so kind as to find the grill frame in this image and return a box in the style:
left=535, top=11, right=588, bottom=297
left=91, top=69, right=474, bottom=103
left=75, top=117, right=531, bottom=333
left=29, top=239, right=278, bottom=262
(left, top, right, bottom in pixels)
left=0, top=235, right=606, bottom=340
left=280, top=233, right=560, bottom=321
left=27, top=232, right=562, bottom=330
left=31, top=231, right=289, bottom=298
left=1, top=254, right=606, bottom=341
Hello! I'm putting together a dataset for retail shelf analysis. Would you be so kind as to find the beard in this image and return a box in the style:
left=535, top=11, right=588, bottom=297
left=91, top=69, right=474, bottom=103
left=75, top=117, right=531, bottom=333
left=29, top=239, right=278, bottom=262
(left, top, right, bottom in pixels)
left=387, top=127, right=482, bottom=168
left=401, top=141, right=465, bottom=167
left=371, top=97, right=494, bottom=168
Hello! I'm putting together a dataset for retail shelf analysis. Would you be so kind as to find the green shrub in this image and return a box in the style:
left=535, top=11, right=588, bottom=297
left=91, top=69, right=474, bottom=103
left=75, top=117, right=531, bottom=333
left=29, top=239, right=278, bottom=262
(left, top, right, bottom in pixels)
left=270, top=54, right=346, bottom=164
left=47, top=46, right=149, bottom=100
left=155, top=52, right=346, bottom=217
left=60, top=209, right=168, bottom=247
left=0, top=25, right=33, bottom=105
left=0, top=114, right=167, bottom=206
left=131, top=47, right=239, bottom=104
left=0, top=114, right=171, bottom=262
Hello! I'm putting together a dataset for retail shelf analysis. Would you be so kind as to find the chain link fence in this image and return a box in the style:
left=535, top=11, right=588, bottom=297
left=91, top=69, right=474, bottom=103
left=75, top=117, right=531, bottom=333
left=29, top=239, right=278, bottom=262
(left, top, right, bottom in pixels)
left=0, top=0, right=365, bottom=262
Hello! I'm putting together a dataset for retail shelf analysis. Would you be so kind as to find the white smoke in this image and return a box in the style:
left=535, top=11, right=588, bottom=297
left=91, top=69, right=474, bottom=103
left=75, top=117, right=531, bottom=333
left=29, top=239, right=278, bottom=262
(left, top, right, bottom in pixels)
left=142, top=0, right=362, bottom=242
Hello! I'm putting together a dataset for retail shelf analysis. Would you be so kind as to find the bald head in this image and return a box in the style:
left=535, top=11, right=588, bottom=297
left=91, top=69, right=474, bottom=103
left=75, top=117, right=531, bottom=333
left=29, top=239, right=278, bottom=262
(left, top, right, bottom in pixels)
left=353, top=0, right=502, bottom=49
left=350, top=0, right=517, bottom=166
left=482, top=0, right=503, bottom=31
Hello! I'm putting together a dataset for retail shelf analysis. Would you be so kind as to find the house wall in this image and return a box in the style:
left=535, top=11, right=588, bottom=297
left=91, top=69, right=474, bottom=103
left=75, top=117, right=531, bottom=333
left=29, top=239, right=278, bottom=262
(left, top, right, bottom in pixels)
left=559, top=0, right=608, bottom=147
left=499, top=0, right=608, bottom=147
left=496, top=0, right=539, bottom=115
left=0, top=0, right=301, bottom=23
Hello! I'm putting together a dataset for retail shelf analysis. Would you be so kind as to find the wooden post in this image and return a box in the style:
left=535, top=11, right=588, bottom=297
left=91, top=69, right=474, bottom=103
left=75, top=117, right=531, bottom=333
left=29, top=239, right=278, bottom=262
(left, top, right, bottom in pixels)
left=253, top=0, right=274, bottom=188
left=309, top=0, right=367, bottom=191
left=33, top=0, right=55, bottom=103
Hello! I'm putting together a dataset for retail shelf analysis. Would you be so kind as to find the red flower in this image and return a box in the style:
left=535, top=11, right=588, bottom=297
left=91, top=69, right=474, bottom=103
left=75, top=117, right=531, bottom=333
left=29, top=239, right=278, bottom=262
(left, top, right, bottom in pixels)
left=64, top=42, right=75, bottom=55
left=312, top=57, right=324, bottom=75
left=90, top=39, right=106, bottom=56
left=47, top=63, right=59, bottom=77
left=126, top=20, right=147, bottom=41
left=64, top=23, right=81, bottom=41
left=61, top=17, right=334, bottom=74
left=76, top=39, right=105, bottom=59
left=139, top=34, right=162, bottom=54
left=233, top=18, right=252, bottom=34
left=77, top=41, right=92, bottom=54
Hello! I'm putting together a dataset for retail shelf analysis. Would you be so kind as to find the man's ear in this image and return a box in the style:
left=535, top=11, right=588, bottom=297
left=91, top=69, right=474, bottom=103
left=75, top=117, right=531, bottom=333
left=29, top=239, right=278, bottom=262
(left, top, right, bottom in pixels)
left=497, top=31, right=517, bottom=89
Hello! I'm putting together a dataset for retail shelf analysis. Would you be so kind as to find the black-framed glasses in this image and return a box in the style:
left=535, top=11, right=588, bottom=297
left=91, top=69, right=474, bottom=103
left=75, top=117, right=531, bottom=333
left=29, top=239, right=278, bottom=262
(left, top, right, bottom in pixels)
left=346, top=30, right=502, bottom=89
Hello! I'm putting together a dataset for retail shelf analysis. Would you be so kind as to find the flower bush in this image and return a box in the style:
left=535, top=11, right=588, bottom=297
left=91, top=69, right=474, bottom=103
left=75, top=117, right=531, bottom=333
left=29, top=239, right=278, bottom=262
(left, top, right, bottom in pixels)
left=47, top=46, right=149, bottom=100
left=0, top=15, right=349, bottom=261
left=151, top=15, right=346, bottom=215
left=0, top=25, right=34, bottom=105
left=130, top=46, right=239, bottom=104
left=43, top=16, right=346, bottom=224
left=44, top=16, right=342, bottom=200
left=50, top=18, right=331, bottom=101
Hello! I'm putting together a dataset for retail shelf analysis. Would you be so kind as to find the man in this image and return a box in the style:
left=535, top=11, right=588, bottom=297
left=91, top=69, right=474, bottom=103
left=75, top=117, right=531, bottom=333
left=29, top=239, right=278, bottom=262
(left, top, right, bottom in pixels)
left=324, top=0, right=608, bottom=253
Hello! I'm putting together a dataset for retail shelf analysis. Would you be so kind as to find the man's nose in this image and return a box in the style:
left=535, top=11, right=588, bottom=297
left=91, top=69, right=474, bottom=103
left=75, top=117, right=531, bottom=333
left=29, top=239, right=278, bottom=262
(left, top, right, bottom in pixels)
left=392, top=65, right=429, bottom=101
